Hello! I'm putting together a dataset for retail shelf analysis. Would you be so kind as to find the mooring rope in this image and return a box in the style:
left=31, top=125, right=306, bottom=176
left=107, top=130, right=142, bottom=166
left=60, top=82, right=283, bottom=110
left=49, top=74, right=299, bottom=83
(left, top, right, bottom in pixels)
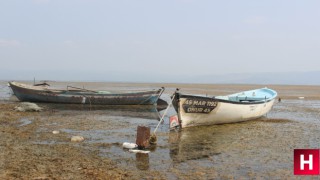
left=153, top=93, right=175, bottom=134
left=138, top=87, right=164, bottom=105
left=149, top=93, right=176, bottom=145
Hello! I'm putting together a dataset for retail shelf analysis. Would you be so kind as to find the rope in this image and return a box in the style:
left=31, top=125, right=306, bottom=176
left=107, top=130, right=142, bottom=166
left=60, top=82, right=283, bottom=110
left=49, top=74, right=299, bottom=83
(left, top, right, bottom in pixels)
left=138, top=95, right=154, bottom=105
left=153, top=93, right=175, bottom=134
left=138, top=87, right=164, bottom=105
left=149, top=93, right=176, bottom=145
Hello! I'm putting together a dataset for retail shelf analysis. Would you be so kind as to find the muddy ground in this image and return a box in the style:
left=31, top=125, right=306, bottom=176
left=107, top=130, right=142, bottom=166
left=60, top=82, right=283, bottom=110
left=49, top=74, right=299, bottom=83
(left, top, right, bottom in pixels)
left=1, top=82, right=320, bottom=179
left=0, top=102, right=133, bottom=179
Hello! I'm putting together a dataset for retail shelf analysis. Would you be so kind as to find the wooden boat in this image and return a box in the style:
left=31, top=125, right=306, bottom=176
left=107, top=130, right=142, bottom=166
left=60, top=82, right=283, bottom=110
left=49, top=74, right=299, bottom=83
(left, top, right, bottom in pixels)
left=172, top=88, right=277, bottom=128
left=9, top=81, right=164, bottom=105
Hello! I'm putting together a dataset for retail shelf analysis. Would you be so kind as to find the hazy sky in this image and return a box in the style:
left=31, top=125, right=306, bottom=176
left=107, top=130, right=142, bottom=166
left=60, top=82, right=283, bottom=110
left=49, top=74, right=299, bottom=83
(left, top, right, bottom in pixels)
left=1, top=0, right=320, bottom=82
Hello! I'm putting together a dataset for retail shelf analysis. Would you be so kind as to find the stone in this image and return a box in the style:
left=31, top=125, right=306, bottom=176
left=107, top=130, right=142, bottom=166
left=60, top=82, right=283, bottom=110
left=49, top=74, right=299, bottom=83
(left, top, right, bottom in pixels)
left=71, top=136, right=84, bottom=142
left=52, top=130, right=60, bottom=134
left=14, top=102, right=43, bottom=112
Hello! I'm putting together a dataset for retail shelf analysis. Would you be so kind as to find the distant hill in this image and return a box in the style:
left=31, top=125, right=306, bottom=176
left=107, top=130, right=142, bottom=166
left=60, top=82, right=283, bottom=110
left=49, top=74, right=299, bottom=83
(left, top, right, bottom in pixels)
left=1, top=69, right=320, bottom=85
left=180, top=71, right=320, bottom=85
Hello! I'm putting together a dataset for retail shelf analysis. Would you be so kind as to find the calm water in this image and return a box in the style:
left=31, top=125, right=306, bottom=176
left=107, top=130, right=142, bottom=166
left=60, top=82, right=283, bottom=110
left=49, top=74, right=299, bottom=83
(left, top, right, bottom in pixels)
left=2, top=81, right=320, bottom=179
left=0, top=81, right=11, bottom=100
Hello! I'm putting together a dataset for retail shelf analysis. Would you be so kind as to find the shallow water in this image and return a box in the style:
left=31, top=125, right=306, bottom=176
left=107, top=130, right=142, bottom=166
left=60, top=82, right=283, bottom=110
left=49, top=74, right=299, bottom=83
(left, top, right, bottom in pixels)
left=2, top=81, right=320, bottom=179
left=18, top=118, right=33, bottom=127
left=0, top=81, right=11, bottom=100
left=269, top=99, right=320, bottom=123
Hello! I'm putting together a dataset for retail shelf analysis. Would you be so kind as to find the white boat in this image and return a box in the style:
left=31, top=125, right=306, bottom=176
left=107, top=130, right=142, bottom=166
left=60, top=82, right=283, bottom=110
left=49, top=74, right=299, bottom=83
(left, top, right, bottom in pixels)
left=172, top=88, right=277, bottom=128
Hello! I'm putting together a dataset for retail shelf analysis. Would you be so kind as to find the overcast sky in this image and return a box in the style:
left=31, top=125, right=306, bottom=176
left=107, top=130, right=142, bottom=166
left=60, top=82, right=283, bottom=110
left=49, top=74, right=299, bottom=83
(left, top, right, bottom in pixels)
left=1, top=0, right=320, bottom=82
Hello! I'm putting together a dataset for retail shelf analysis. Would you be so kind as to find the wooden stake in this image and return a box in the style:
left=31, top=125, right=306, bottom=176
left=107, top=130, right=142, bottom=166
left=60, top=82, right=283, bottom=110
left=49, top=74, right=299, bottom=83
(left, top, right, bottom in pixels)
left=136, top=126, right=150, bottom=149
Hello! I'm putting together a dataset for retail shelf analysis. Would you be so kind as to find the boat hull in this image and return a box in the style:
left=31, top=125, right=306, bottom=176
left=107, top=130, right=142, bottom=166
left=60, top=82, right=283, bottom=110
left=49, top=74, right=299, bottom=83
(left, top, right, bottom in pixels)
left=9, top=82, right=164, bottom=105
left=174, top=89, right=277, bottom=128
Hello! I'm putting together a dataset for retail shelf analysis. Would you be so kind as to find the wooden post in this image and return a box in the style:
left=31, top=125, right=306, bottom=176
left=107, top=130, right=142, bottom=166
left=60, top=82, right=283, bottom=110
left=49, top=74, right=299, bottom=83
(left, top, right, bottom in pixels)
left=136, top=126, right=150, bottom=149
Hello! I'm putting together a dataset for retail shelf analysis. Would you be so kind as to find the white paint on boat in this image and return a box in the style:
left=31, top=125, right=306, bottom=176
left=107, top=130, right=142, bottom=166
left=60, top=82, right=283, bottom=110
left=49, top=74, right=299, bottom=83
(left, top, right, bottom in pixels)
left=179, top=98, right=275, bottom=128
left=81, top=96, right=86, bottom=104
left=175, top=88, right=277, bottom=128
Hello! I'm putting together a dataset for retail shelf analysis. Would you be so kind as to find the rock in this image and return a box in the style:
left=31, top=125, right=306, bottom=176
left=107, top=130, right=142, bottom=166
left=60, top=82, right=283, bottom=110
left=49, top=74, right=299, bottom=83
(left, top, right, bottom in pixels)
left=122, top=142, right=138, bottom=149
left=14, top=102, right=43, bottom=112
left=129, top=149, right=150, bottom=154
left=52, top=130, right=60, bottom=134
left=71, top=136, right=84, bottom=142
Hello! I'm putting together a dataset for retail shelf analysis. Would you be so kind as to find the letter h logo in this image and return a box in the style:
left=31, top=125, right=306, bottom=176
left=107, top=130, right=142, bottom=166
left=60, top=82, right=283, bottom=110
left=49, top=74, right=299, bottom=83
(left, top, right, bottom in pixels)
left=294, top=149, right=319, bottom=175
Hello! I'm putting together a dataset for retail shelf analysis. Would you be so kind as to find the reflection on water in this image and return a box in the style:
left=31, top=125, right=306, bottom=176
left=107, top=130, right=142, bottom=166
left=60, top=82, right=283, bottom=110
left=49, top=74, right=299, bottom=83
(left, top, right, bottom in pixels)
left=168, top=116, right=298, bottom=163
left=135, top=153, right=149, bottom=170
left=169, top=124, right=241, bottom=162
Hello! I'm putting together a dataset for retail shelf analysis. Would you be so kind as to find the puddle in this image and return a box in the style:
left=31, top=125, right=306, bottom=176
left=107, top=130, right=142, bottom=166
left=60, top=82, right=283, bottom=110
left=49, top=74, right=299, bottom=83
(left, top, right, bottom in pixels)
left=18, top=118, right=32, bottom=127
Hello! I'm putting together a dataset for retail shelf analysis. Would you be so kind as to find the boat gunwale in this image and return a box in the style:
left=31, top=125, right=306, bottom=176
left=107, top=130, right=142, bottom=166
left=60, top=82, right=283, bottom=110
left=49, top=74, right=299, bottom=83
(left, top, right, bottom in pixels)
left=9, top=81, right=163, bottom=96
left=177, top=93, right=276, bottom=105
